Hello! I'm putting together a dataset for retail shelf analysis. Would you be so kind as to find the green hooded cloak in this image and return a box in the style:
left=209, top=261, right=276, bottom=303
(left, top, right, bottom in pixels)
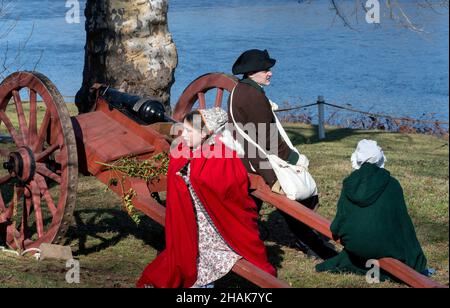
left=316, top=163, right=427, bottom=278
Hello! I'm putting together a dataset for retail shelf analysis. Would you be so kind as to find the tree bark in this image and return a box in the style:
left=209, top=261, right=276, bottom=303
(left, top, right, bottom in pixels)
left=76, top=0, right=178, bottom=114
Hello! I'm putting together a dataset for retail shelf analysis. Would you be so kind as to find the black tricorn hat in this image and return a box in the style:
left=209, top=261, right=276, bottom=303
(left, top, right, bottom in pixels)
left=232, top=49, right=276, bottom=75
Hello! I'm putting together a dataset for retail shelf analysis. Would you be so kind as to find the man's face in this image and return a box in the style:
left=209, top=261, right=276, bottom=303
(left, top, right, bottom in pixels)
left=248, top=70, right=272, bottom=86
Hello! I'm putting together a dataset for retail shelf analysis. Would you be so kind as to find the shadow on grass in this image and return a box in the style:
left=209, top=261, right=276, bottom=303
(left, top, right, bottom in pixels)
left=214, top=244, right=286, bottom=288
left=260, top=211, right=295, bottom=247
left=0, top=222, right=7, bottom=246
left=64, top=206, right=289, bottom=288
left=408, top=207, right=450, bottom=247
left=64, top=208, right=165, bottom=257
left=285, top=125, right=396, bottom=145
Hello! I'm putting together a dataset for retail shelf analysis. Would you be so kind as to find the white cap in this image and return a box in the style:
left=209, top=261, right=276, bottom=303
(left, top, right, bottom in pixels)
left=351, top=139, right=387, bottom=170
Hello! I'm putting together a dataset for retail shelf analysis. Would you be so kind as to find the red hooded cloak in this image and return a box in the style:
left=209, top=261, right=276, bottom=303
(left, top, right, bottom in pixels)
left=137, top=136, right=276, bottom=288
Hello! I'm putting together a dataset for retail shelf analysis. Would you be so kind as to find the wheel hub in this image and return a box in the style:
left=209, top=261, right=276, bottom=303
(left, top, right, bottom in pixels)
left=3, top=147, right=36, bottom=183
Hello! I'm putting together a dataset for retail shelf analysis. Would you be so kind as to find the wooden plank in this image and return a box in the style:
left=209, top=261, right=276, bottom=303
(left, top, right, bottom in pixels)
left=232, top=259, right=291, bottom=288
left=73, top=111, right=156, bottom=175
left=378, top=258, right=447, bottom=288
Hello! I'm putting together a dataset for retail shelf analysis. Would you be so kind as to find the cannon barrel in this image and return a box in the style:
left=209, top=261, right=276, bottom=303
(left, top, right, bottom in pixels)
left=97, top=85, right=174, bottom=125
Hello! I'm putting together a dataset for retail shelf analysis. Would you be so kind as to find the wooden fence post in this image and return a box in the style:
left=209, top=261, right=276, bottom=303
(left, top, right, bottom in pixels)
left=318, top=95, right=326, bottom=140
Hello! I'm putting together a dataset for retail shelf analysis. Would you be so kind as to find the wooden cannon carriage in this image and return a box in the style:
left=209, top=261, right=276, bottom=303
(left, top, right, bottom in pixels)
left=0, top=71, right=445, bottom=288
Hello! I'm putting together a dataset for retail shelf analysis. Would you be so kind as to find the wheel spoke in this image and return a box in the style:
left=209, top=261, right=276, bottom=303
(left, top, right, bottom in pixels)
left=32, top=110, right=50, bottom=152
left=35, top=142, right=59, bottom=162
left=0, top=185, right=21, bottom=218
left=215, top=88, right=224, bottom=107
left=36, top=162, right=61, bottom=184
left=30, top=180, right=44, bottom=238
left=35, top=174, right=57, bottom=217
left=20, top=196, right=32, bottom=242
left=12, top=90, right=29, bottom=146
left=0, top=111, right=24, bottom=146
left=10, top=185, right=23, bottom=226
left=198, top=92, right=206, bottom=109
left=28, top=89, right=38, bottom=145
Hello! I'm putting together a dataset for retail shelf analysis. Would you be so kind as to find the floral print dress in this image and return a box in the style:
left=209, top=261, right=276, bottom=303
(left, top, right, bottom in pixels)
left=178, top=162, right=242, bottom=288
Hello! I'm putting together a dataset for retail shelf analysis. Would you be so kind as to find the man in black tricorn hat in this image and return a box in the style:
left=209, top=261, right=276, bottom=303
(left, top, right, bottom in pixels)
left=227, top=49, right=337, bottom=259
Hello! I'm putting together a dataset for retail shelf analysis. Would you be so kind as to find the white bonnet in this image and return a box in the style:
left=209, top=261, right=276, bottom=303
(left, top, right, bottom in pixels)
left=351, top=139, right=387, bottom=170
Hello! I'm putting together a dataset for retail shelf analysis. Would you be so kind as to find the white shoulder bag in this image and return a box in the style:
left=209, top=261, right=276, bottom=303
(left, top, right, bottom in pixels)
left=229, top=87, right=318, bottom=201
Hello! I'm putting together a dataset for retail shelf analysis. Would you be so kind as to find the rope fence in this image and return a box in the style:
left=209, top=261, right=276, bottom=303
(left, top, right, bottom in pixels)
left=274, top=96, right=449, bottom=139
left=275, top=100, right=449, bottom=125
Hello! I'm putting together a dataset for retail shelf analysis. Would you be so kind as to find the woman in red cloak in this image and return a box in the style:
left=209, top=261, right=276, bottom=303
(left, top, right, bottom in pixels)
left=137, top=108, right=276, bottom=288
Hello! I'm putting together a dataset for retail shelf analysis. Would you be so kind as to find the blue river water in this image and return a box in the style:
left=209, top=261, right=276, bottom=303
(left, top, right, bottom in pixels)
left=2, top=0, right=449, bottom=121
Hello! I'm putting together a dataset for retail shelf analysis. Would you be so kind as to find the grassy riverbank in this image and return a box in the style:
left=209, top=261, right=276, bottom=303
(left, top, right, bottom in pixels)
left=0, top=103, right=448, bottom=288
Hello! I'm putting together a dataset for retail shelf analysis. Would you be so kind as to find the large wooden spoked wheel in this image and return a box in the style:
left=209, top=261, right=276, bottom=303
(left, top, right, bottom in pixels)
left=0, top=71, right=78, bottom=250
left=172, top=73, right=238, bottom=121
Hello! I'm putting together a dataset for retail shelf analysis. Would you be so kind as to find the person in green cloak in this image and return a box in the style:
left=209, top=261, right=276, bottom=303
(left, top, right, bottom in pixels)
left=316, top=139, right=428, bottom=280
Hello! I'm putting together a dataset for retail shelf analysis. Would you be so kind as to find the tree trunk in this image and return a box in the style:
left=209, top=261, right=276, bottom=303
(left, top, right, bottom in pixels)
left=76, top=0, right=178, bottom=114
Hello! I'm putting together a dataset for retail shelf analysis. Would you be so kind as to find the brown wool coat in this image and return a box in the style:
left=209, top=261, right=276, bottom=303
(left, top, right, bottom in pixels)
left=227, top=79, right=296, bottom=187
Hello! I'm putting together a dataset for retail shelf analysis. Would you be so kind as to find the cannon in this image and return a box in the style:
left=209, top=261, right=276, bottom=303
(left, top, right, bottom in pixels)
left=0, top=71, right=445, bottom=288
